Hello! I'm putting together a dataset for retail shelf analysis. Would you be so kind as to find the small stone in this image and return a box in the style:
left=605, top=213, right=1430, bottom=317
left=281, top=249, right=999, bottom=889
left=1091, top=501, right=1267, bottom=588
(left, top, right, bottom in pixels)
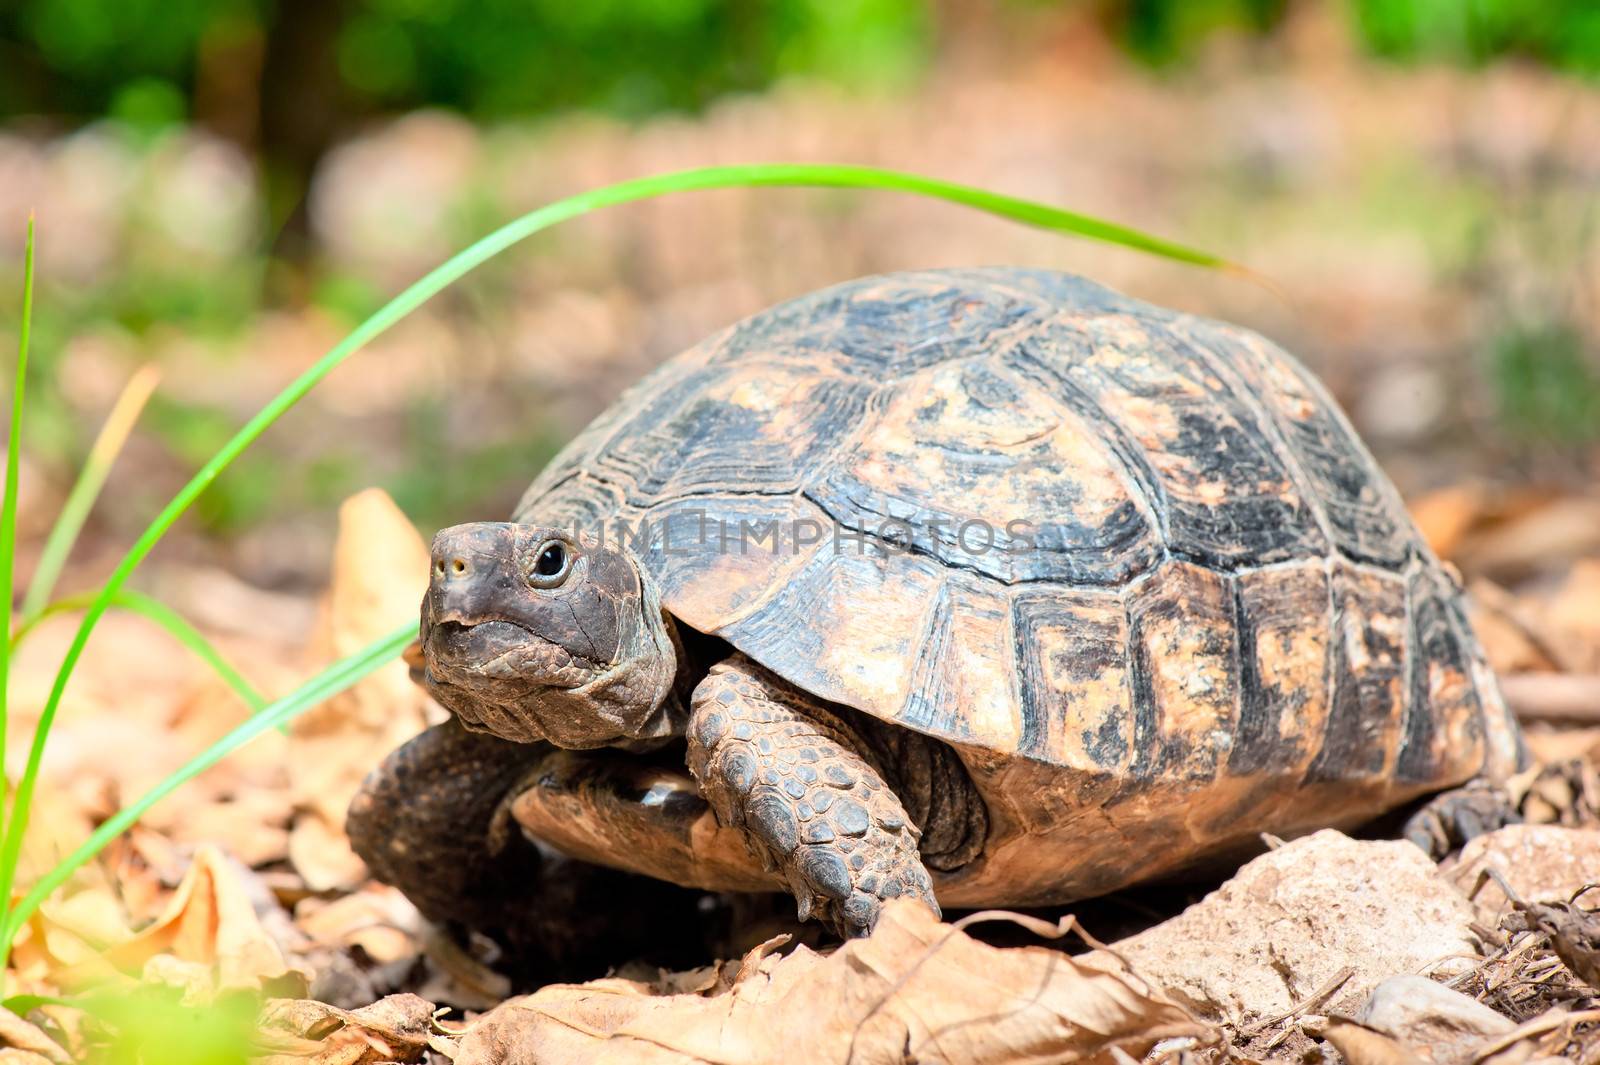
left=1109, top=830, right=1480, bottom=1024
left=1356, top=975, right=1514, bottom=1063
left=1444, top=825, right=1600, bottom=922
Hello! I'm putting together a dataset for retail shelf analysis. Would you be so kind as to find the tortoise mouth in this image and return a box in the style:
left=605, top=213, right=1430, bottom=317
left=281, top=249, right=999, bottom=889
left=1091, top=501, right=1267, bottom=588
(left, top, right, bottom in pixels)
left=425, top=618, right=540, bottom=673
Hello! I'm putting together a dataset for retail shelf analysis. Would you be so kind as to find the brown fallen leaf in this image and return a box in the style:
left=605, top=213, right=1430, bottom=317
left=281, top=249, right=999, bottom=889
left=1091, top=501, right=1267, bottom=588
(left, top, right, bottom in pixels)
left=456, top=900, right=1210, bottom=1065
left=1541, top=559, right=1600, bottom=674
left=255, top=994, right=446, bottom=1065
left=288, top=488, right=440, bottom=892
left=1319, top=1017, right=1430, bottom=1065
left=1471, top=1007, right=1600, bottom=1065
left=1412, top=484, right=1491, bottom=560
left=51, top=845, right=306, bottom=1002
left=0, top=1009, right=70, bottom=1065
left=1454, top=497, right=1600, bottom=583
left=293, top=885, right=422, bottom=968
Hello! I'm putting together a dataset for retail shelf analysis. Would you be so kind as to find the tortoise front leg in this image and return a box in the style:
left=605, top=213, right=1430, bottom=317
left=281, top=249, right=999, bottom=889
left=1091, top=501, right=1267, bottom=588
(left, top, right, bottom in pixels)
left=1401, top=778, right=1521, bottom=858
left=687, top=654, right=939, bottom=938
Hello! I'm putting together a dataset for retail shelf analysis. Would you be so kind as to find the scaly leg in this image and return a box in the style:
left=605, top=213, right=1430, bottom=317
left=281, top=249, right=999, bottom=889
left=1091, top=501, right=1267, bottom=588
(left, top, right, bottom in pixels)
left=686, top=654, right=938, bottom=938
left=1402, top=778, right=1521, bottom=859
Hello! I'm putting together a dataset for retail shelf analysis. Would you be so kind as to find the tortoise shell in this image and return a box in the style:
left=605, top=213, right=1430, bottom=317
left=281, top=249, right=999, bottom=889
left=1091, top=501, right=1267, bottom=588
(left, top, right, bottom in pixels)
left=515, top=268, right=1523, bottom=905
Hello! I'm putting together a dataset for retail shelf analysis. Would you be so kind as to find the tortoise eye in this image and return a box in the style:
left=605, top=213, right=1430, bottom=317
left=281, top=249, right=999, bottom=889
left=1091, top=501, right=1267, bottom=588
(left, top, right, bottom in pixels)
left=527, top=540, right=572, bottom=588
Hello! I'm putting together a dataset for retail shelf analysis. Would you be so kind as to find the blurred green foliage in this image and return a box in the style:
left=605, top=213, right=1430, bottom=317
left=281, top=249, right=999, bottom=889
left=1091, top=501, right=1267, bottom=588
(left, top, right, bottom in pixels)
left=1489, top=321, right=1600, bottom=447
left=1107, top=0, right=1288, bottom=66
left=1097, top=0, right=1598, bottom=73
left=1, top=0, right=929, bottom=122
left=83, top=985, right=258, bottom=1065
left=3, top=0, right=1594, bottom=132
left=1352, top=0, right=1600, bottom=75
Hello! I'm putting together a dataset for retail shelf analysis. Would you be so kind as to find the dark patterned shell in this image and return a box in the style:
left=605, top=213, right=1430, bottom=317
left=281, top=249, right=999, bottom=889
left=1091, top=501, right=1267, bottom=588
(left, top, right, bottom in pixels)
left=516, top=269, right=1523, bottom=904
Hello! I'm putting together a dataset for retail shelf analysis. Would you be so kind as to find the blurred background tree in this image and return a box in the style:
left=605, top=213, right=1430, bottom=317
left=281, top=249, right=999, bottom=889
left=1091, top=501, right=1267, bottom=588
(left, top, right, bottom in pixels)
left=0, top=0, right=932, bottom=250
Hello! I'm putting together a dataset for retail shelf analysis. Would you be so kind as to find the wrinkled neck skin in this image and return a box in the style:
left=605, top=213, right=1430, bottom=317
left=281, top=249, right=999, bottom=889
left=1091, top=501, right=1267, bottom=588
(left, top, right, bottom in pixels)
left=420, top=524, right=685, bottom=750
left=578, top=572, right=686, bottom=751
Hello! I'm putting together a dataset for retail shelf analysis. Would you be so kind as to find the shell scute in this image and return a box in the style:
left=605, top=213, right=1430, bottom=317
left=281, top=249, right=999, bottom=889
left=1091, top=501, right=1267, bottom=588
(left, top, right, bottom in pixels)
left=715, top=272, right=1048, bottom=377
left=1304, top=562, right=1408, bottom=784
left=594, top=365, right=871, bottom=504
left=1123, top=560, right=1240, bottom=786
left=1010, top=584, right=1132, bottom=776
left=1228, top=561, right=1333, bottom=777
left=805, top=359, right=1159, bottom=585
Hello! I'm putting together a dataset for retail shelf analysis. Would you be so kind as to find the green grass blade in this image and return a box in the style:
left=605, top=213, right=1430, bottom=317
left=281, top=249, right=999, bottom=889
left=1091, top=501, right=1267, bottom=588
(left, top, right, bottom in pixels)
left=0, top=164, right=1239, bottom=947
left=20, top=365, right=161, bottom=624
left=0, top=215, right=36, bottom=809
left=12, top=588, right=266, bottom=712
left=0, top=624, right=410, bottom=950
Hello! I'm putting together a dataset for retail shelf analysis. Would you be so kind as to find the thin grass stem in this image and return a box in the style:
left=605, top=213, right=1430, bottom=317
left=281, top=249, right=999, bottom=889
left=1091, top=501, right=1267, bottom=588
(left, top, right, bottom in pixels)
left=12, top=589, right=266, bottom=712
left=20, top=365, right=161, bottom=624
left=0, top=217, right=36, bottom=813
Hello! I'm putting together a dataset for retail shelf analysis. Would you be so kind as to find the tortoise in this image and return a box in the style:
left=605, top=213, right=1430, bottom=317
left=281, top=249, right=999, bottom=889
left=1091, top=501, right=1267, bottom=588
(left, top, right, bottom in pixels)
left=348, top=267, right=1525, bottom=943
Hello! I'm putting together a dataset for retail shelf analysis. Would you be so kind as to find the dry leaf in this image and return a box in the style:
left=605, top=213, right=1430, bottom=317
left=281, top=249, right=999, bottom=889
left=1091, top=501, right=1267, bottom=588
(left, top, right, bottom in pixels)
left=1411, top=484, right=1490, bottom=559
left=288, top=488, right=440, bottom=891
left=0, top=1009, right=69, bottom=1065
left=52, top=846, right=306, bottom=1002
left=293, top=885, right=422, bottom=967
left=1543, top=560, right=1600, bottom=674
left=1455, top=497, right=1600, bottom=582
left=1471, top=1007, right=1600, bottom=1065
left=456, top=900, right=1210, bottom=1065
left=1320, top=1017, right=1429, bottom=1065
left=256, top=994, right=445, bottom=1065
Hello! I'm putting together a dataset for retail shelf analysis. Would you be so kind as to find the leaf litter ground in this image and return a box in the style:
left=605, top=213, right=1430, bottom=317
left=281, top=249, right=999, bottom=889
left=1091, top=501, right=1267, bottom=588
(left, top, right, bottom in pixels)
left=3, top=483, right=1600, bottom=1064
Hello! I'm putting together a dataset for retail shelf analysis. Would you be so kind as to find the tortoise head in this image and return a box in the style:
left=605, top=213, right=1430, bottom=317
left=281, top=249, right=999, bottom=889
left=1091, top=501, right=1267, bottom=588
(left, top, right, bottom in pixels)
left=419, top=522, right=679, bottom=749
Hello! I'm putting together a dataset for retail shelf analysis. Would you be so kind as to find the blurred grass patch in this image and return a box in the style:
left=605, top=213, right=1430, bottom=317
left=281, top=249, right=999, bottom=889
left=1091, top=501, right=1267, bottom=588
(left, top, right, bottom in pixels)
left=1489, top=320, right=1600, bottom=447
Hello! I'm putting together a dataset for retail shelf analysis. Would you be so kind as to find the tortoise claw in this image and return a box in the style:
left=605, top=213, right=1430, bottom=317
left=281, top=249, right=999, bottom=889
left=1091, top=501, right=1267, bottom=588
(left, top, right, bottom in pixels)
left=1402, top=779, right=1520, bottom=860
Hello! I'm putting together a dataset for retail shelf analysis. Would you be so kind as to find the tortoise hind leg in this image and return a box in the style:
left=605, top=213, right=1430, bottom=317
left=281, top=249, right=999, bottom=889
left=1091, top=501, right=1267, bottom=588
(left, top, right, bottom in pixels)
left=1401, top=778, right=1521, bottom=859
left=686, top=654, right=938, bottom=939
left=348, top=717, right=543, bottom=938
left=347, top=717, right=706, bottom=975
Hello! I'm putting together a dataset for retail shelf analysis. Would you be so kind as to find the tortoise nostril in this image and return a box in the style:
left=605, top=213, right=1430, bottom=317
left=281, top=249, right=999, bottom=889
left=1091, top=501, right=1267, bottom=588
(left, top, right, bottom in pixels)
left=451, top=558, right=467, bottom=575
